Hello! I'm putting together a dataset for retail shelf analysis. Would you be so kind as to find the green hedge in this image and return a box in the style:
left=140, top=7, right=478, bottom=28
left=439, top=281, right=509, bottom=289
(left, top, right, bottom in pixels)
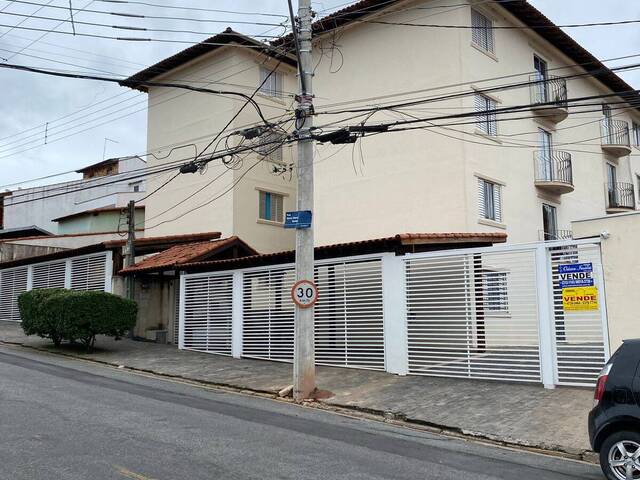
left=19, top=288, right=68, bottom=347
left=18, top=289, right=137, bottom=350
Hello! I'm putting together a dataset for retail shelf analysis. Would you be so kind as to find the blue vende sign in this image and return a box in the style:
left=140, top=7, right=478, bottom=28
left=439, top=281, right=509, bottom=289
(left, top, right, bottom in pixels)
left=284, top=210, right=312, bottom=229
left=558, top=263, right=592, bottom=274
left=558, top=263, right=594, bottom=288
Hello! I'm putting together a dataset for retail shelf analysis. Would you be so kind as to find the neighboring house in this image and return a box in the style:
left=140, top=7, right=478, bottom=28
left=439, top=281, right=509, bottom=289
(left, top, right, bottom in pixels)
left=53, top=206, right=145, bottom=235
left=121, top=0, right=640, bottom=251
left=2, top=156, right=147, bottom=234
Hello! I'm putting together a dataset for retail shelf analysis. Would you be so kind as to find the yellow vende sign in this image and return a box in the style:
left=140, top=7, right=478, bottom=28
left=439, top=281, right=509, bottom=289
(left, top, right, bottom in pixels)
left=562, top=286, right=599, bottom=311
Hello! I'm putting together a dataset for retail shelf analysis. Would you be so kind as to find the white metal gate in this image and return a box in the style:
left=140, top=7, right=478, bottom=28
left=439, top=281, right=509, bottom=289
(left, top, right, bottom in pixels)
left=549, top=243, right=608, bottom=386
left=182, top=256, right=385, bottom=370
left=405, top=248, right=542, bottom=382
left=177, top=241, right=608, bottom=387
left=0, top=267, right=28, bottom=322
left=242, top=267, right=295, bottom=361
left=182, top=273, right=233, bottom=355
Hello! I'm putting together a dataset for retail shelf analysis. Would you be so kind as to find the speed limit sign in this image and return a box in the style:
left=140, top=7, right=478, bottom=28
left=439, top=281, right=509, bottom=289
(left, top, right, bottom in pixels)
left=291, top=280, right=319, bottom=309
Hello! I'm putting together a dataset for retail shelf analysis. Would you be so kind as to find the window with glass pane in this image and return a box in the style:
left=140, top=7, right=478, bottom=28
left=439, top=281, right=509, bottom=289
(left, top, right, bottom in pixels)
left=475, top=94, right=497, bottom=136
left=633, top=122, right=640, bottom=147
left=539, top=128, right=553, bottom=180
left=259, top=190, right=284, bottom=223
left=533, top=55, right=548, bottom=103
left=607, top=163, right=617, bottom=206
left=542, top=204, right=558, bottom=240
left=478, top=178, right=502, bottom=222
left=471, top=9, right=494, bottom=53
left=259, top=66, right=282, bottom=97
left=483, top=271, right=508, bottom=312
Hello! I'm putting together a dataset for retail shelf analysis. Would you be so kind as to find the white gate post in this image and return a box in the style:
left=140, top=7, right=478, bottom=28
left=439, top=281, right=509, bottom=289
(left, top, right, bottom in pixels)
left=594, top=261, right=611, bottom=361
left=231, top=271, right=243, bottom=359
left=178, top=272, right=186, bottom=350
left=26, top=265, right=33, bottom=291
left=103, top=250, right=114, bottom=293
left=382, top=254, right=408, bottom=375
left=64, top=259, right=72, bottom=289
left=535, top=244, right=556, bottom=389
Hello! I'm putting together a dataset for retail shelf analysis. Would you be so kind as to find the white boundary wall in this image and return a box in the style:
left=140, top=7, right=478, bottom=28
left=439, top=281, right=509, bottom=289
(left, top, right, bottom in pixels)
left=0, top=251, right=113, bottom=322
left=179, top=239, right=609, bottom=387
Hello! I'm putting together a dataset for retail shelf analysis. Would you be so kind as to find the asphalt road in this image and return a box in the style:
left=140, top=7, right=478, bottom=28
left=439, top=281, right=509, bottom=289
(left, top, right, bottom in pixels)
left=0, top=346, right=603, bottom=480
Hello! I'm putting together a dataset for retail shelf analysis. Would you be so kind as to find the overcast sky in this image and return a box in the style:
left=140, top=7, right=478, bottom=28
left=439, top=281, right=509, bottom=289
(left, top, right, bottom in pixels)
left=0, top=0, right=638, bottom=189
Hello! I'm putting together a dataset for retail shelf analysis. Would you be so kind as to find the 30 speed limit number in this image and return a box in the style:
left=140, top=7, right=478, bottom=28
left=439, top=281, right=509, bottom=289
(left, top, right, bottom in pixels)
left=291, top=280, right=319, bottom=308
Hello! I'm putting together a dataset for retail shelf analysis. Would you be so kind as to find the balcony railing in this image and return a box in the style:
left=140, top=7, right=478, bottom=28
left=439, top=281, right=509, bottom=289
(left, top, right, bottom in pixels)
left=606, top=182, right=636, bottom=211
left=533, top=150, right=574, bottom=194
left=529, top=74, right=568, bottom=122
left=601, top=119, right=631, bottom=156
left=539, top=229, right=573, bottom=242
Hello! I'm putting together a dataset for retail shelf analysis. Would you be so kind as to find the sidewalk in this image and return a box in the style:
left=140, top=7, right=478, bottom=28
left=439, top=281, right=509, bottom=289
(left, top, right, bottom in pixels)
left=0, top=321, right=595, bottom=460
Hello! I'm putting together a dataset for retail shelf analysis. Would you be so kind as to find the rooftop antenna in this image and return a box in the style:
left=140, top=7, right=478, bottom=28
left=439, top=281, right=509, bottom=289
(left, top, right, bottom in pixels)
left=102, top=138, right=119, bottom=160
left=68, top=0, right=76, bottom=35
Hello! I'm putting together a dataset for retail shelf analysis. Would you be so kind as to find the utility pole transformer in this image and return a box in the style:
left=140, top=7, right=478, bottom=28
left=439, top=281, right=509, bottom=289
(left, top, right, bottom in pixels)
left=293, top=0, right=316, bottom=401
left=124, top=200, right=136, bottom=302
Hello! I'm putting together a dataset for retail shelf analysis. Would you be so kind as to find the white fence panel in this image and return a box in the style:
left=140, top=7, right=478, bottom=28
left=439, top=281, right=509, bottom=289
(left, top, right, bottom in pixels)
left=405, top=249, right=542, bottom=383
left=0, top=267, right=28, bottom=322
left=549, top=244, right=608, bottom=386
left=32, top=261, right=66, bottom=290
left=70, top=253, right=108, bottom=291
left=182, top=273, right=233, bottom=355
left=242, top=267, right=296, bottom=361
left=315, top=259, right=385, bottom=370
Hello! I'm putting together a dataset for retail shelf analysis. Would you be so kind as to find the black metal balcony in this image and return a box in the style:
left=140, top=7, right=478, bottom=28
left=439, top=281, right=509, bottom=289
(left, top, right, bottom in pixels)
left=529, top=74, right=569, bottom=123
left=534, top=150, right=574, bottom=194
left=606, top=182, right=636, bottom=212
left=601, top=119, right=631, bottom=157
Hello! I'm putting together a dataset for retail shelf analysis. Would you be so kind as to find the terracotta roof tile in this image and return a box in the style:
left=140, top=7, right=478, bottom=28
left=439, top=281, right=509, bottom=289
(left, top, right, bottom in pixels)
left=119, top=236, right=258, bottom=274
left=177, top=232, right=507, bottom=273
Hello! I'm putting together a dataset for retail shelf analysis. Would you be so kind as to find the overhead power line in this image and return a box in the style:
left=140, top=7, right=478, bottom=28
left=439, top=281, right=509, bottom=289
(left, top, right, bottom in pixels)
left=5, top=134, right=293, bottom=207
left=0, top=7, right=284, bottom=34
left=4, top=0, right=288, bottom=26
left=93, top=0, right=289, bottom=19
left=0, top=21, right=290, bottom=45
left=0, top=62, right=273, bottom=124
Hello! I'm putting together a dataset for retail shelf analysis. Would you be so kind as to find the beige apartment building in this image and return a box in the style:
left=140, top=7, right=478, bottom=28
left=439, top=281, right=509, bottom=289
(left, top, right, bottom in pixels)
left=122, top=0, right=640, bottom=253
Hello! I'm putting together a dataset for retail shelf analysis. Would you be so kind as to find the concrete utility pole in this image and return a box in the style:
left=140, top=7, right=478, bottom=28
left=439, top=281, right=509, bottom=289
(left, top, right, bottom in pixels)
left=292, top=0, right=316, bottom=401
left=124, top=200, right=136, bottom=301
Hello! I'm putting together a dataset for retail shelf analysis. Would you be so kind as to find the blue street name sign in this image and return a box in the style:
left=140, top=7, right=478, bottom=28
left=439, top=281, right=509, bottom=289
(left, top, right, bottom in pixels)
left=558, top=263, right=594, bottom=288
left=284, top=210, right=312, bottom=229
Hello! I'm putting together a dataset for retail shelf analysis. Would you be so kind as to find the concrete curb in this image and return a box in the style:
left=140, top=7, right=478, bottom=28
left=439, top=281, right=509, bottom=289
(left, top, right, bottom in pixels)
left=0, top=340, right=599, bottom=465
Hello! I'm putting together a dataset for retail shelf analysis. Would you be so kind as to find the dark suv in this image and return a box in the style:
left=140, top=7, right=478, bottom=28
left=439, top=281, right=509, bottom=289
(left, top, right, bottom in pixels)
left=589, top=339, right=640, bottom=480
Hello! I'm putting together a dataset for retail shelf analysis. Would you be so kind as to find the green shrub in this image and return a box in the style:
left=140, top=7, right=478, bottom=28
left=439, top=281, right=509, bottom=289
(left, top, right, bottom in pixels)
left=19, top=289, right=68, bottom=347
left=19, top=290, right=137, bottom=351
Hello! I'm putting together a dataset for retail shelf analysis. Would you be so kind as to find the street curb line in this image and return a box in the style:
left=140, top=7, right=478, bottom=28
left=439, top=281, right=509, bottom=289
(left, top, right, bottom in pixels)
left=0, top=340, right=598, bottom=465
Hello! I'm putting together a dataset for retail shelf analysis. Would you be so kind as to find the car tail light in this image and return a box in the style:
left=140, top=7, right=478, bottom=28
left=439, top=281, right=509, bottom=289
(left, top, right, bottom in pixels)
left=594, top=363, right=612, bottom=407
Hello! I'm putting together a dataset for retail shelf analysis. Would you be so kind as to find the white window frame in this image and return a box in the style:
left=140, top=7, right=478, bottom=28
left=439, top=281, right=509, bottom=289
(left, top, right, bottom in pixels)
left=258, top=189, right=284, bottom=224
left=477, top=177, right=503, bottom=223
left=471, top=8, right=495, bottom=54
left=475, top=93, right=498, bottom=136
left=632, top=121, right=640, bottom=147
left=482, top=270, right=509, bottom=313
left=259, top=66, right=282, bottom=97
left=256, top=133, right=284, bottom=163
